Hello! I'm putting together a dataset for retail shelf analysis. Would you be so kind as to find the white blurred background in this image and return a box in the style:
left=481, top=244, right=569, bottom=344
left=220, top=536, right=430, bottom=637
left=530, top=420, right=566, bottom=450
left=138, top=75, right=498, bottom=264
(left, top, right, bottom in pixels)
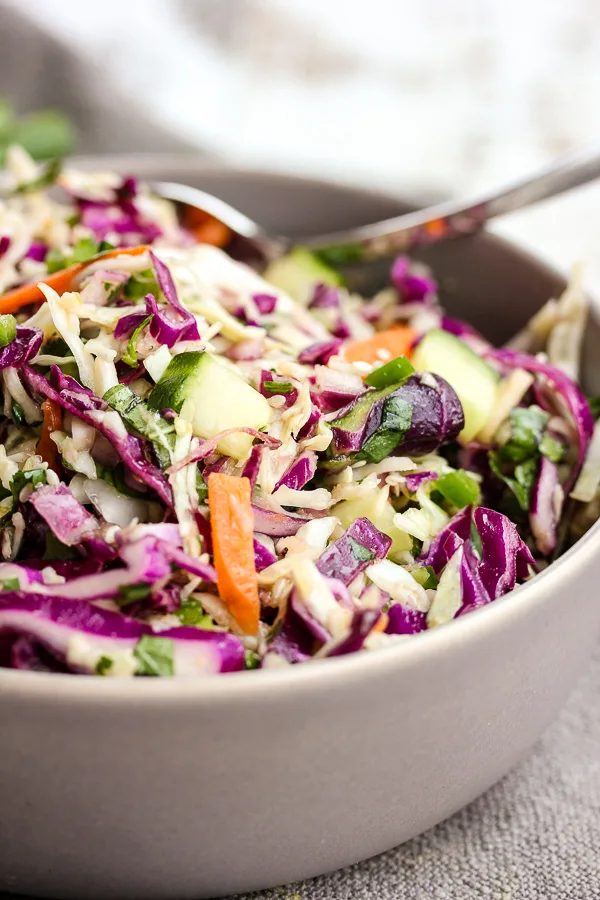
left=2, top=0, right=600, bottom=288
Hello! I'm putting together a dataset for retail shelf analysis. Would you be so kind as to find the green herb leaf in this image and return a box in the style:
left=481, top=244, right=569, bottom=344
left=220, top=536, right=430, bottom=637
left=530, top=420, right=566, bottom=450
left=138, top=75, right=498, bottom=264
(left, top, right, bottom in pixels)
left=69, top=236, right=99, bottom=264
left=358, top=430, right=403, bottom=464
left=45, top=248, right=68, bottom=274
left=122, top=314, right=153, bottom=368
left=539, top=434, right=565, bottom=463
left=0, top=314, right=16, bottom=347
left=501, top=406, right=549, bottom=463
left=364, top=355, right=415, bottom=389
left=95, top=656, right=113, bottom=676
left=436, top=470, right=481, bottom=509
left=134, top=634, right=174, bottom=677
left=11, top=401, right=25, bottom=426
left=10, top=468, right=48, bottom=501
left=43, top=531, right=79, bottom=560
left=10, top=109, right=74, bottom=161
left=123, top=269, right=159, bottom=302
left=348, top=536, right=375, bottom=563
left=117, top=582, right=152, bottom=606
left=470, top=520, right=483, bottom=559
left=263, top=380, right=294, bottom=394
left=104, top=384, right=175, bottom=468
left=196, top=474, right=209, bottom=504
left=489, top=452, right=538, bottom=511
left=314, top=244, right=363, bottom=266
left=175, top=598, right=214, bottom=628
left=356, top=395, right=413, bottom=464
left=1, top=577, right=20, bottom=591
left=244, top=649, right=261, bottom=670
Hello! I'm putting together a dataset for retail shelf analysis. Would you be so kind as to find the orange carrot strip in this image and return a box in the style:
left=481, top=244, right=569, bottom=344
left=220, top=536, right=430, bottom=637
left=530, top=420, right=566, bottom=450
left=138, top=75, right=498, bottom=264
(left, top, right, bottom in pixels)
left=208, top=473, right=260, bottom=636
left=37, top=399, right=63, bottom=473
left=343, top=325, right=417, bottom=366
left=183, top=207, right=231, bottom=247
left=0, top=244, right=151, bottom=315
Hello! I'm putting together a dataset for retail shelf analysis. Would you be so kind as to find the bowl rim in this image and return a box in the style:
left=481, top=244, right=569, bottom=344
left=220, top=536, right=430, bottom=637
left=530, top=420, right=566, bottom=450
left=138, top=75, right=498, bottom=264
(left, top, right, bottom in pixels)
left=2, top=154, right=598, bottom=701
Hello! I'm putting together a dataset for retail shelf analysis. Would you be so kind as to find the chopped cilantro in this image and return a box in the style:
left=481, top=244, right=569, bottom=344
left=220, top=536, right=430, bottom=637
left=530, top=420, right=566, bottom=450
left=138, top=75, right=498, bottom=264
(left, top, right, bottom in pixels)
left=95, top=656, right=113, bottom=676
left=134, top=635, right=174, bottom=677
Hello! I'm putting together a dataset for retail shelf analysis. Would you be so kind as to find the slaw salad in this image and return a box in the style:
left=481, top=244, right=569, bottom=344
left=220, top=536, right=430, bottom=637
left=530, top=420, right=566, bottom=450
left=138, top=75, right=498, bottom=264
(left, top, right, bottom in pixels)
left=0, top=147, right=598, bottom=677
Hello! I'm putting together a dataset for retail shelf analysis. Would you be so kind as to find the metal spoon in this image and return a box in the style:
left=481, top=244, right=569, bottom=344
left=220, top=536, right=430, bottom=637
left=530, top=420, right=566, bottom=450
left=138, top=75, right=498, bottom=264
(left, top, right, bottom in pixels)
left=153, top=144, right=600, bottom=265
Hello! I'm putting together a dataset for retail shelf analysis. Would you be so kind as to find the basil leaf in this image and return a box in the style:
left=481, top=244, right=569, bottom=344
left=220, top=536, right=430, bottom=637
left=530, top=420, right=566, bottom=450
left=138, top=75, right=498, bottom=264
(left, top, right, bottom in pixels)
left=134, top=635, right=174, bottom=677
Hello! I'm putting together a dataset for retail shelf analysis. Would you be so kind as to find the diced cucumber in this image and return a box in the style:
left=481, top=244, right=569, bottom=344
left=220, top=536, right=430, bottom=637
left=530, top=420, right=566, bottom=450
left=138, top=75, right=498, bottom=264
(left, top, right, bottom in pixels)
left=263, top=247, right=342, bottom=304
left=148, top=351, right=271, bottom=459
left=333, top=487, right=412, bottom=559
left=412, top=329, right=498, bottom=443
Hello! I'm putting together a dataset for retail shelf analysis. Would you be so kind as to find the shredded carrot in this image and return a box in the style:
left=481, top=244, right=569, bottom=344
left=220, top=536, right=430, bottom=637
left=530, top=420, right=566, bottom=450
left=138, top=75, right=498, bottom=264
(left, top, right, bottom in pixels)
left=208, top=473, right=260, bottom=635
left=0, top=244, right=151, bottom=315
left=343, top=325, right=417, bottom=366
left=37, top=399, right=62, bottom=473
left=183, top=207, right=231, bottom=248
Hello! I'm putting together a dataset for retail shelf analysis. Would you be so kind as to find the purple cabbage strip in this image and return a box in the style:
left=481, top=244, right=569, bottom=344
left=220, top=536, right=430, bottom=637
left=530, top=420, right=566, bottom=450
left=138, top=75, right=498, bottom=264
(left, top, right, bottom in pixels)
left=28, top=484, right=100, bottom=547
left=488, top=348, right=593, bottom=487
left=391, top=256, right=437, bottom=305
left=252, top=293, right=277, bottom=314
left=242, top=445, right=263, bottom=489
left=324, top=609, right=382, bottom=657
left=330, top=373, right=464, bottom=457
left=529, top=456, right=562, bottom=556
left=251, top=505, right=314, bottom=537
left=308, top=283, right=340, bottom=310
left=289, top=589, right=331, bottom=643
left=316, top=517, right=391, bottom=586
left=25, top=241, right=47, bottom=262
left=274, top=450, right=317, bottom=491
left=0, top=326, right=42, bottom=369
left=385, top=603, right=427, bottom=636
left=149, top=251, right=201, bottom=342
left=253, top=538, right=277, bottom=572
left=0, top=592, right=245, bottom=675
left=114, top=310, right=149, bottom=340
left=404, top=471, right=437, bottom=492
left=298, top=338, right=343, bottom=366
left=23, top=366, right=173, bottom=507
left=297, top=405, right=321, bottom=440
left=0, top=235, right=10, bottom=258
left=268, top=606, right=314, bottom=664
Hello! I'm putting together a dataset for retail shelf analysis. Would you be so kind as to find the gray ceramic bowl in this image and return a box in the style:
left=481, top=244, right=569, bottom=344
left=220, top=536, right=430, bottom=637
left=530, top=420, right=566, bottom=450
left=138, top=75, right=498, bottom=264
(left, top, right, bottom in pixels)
left=2, top=157, right=600, bottom=900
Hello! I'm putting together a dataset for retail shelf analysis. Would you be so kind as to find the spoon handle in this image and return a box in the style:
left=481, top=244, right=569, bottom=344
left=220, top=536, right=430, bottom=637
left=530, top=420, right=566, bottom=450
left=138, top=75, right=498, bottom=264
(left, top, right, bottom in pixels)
left=304, top=144, right=600, bottom=260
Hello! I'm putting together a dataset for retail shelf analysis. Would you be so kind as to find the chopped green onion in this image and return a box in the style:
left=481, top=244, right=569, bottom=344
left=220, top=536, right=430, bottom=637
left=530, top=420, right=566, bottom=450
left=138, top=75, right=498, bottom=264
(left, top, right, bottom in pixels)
left=0, top=314, right=16, bottom=347
left=69, top=236, right=99, bottom=264
left=95, top=656, right=114, bottom=676
left=45, top=248, right=68, bottom=274
left=123, top=269, right=159, bottom=301
left=364, top=355, right=415, bottom=389
left=122, top=314, right=153, bottom=368
left=263, top=380, right=294, bottom=394
left=134, top=635, right=174, bottom=677
left=436, top=470, right=481, bottom=509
